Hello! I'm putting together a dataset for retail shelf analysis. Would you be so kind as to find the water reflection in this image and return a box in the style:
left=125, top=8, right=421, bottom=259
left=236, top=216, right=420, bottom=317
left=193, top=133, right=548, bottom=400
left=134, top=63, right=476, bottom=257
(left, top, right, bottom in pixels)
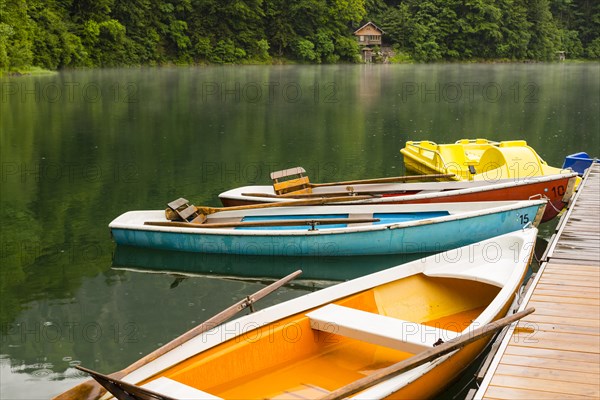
left=112, top=244, right=426, bottom=281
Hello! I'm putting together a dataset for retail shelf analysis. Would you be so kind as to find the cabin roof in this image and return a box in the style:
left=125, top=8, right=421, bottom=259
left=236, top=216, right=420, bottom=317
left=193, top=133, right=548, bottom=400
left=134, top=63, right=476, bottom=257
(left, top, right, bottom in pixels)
left=353, top=21, right=385, bottom=35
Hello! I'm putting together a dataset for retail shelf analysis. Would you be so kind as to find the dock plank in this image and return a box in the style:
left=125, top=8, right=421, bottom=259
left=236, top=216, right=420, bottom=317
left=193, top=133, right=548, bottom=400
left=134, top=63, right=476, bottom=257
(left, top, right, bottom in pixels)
left=551, top=251, right=600, bottom=261
left=543, top=264, right=600, bottom=274
left=526, top=301, right=600, bottom=320
left=532, top=287, right=600, bottom=299
left=487, top=374, right=599, bottom=397
left=504, top=345, right=600, bottom=365
left=536, top=271, right=600, bottom=283
left=499, top=354, right=600, bottom=374
left=533, top=282, right=600, bottom=294
left=522, top=313, right=600, bottom=329
left=508, top=333, right=600, bottom=354
left=532, top=276, right=599, bottom=288
left=484, top=385, right=590, bottom=399
left=548, top=257, right=600, bottom=266
left=519, top=320, right=600, bottom=336
left=493, top=364, right=599, bottom=385
left=531, top=293, right=599, bottom=306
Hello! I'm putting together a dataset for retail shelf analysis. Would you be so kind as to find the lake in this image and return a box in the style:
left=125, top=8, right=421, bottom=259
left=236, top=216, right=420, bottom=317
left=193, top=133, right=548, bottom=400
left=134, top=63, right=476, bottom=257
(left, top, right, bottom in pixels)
left=1, top=64, right=598, bottom=399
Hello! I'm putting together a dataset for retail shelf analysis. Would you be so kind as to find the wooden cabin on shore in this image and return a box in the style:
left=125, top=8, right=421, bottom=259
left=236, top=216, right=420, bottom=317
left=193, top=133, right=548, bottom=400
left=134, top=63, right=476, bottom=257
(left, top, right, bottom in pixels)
left=354, top=22, right=384, bottom=62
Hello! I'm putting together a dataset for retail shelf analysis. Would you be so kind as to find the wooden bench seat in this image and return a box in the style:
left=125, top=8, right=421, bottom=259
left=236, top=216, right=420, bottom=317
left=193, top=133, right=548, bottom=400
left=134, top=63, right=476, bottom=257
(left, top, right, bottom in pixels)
left=166, top=197, right=204, bottom=223
left=271, top=166, right=312, bottom=195
left=306, top=304, right=460, bottom=354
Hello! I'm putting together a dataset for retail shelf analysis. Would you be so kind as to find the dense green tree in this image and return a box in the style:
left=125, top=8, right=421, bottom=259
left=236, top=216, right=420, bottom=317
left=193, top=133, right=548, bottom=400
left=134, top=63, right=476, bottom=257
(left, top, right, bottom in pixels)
left=0, top=0, right=35, bottom=69
left=377, top=0, right=568, bottom=61
left=524, top=0, right=560, bottom=59
left=28, top=4, right=88, bottom=68
left=496, top=0, right=532, bottom=59
left=264, top=0, right=297, bottom=56
left=550, top=0, right=600, bottom=58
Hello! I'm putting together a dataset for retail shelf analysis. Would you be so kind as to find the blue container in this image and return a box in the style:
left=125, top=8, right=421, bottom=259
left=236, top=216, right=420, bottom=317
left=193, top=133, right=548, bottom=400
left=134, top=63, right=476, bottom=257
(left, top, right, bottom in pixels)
left=562, top=152, right=596, bottom=176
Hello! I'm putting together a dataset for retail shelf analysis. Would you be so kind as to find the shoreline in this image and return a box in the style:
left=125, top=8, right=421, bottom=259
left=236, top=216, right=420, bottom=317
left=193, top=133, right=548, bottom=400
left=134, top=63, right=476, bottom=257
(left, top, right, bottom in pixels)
left=2, top=59, right=597, bottom=77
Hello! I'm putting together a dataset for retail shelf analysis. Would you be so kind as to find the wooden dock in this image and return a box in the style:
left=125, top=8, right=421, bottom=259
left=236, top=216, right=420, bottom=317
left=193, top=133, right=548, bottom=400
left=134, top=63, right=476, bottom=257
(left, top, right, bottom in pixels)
left=475, top=163, right=600, bottom=399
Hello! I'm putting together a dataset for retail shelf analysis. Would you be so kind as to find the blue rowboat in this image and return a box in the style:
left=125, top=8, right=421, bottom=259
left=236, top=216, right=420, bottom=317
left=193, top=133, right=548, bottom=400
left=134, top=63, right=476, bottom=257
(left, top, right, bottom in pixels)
left=109, top=200, right=546, bottom=256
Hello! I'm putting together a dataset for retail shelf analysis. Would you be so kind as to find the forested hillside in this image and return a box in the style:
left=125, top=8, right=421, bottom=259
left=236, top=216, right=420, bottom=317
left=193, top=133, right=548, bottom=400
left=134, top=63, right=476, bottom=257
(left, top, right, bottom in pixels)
left=0, top=0, right=598, bottom=71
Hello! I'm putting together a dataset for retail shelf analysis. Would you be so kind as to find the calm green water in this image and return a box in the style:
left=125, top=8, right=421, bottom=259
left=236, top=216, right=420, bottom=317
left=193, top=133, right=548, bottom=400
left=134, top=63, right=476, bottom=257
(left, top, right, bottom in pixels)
left=1, top=64, right=599, bottom=399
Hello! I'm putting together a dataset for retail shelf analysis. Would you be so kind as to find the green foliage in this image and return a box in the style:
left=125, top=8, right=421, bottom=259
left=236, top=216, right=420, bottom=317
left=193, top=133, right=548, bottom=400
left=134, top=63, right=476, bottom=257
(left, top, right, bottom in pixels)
left=495, top=0, right=532, bottom=60
left=255, top=38, right=271, bottom=61
left=388, top=46, right=413, bottom=63
left=0, top=22, right=14, bottom=68
left=335, top=35, right=361, bottom=61
left=586, top=38, right=600, bottom=59
left=525, top=0, right=560, bottom=60
left=294, top=38, right=317, bottom=61
left=558, top=29, right=583, bottom=57
left=210, top=39, right=247, bottom=63
left=376, top=0, right=592, bottom=61
left=1, top=0, right=598, bottom=70
left=0, top=0, right=35, bottom=69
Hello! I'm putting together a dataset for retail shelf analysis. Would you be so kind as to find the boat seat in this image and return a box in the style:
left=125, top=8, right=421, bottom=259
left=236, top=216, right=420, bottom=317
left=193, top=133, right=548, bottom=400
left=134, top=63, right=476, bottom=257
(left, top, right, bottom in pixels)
left=141, top=377, right=222, bottom=399
left=346, top=213, right=376, bottom=227
left=424, top=262, right=510, bottom=287
left=438, top=144, right=467, bottom=172
left=166, top=198, right=204, bottom=223
left=271, top=166, right=312, bottom=195
left=306, top=304, right=460, bottom=354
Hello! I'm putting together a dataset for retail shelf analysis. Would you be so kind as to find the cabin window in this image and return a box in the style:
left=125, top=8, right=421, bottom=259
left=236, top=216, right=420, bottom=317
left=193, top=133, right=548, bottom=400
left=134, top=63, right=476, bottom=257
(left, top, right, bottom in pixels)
left=359, top=36, right=364, bottom=41
left=369, top=35, right=379, bottom=40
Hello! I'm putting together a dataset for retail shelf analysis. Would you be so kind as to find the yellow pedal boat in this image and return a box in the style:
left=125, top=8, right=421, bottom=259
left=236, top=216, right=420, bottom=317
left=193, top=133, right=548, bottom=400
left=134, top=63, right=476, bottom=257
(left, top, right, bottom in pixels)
left=401, top=139, right=574, bottom=182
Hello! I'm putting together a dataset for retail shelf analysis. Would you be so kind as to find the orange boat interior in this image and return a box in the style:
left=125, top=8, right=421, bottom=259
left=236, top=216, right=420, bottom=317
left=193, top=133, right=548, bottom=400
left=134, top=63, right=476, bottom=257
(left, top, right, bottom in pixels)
left=141, top=274, right=500, bottom=399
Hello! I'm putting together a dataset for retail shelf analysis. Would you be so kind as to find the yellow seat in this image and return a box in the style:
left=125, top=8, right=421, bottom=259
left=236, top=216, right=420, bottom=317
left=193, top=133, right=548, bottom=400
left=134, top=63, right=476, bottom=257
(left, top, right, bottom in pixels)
left=271, top=167, right=313, bottom=195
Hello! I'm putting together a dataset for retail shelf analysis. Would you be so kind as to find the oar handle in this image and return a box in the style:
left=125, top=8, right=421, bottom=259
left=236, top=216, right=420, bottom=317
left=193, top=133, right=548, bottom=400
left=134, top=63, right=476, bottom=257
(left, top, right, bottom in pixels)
left=320, top=307, right=535, bottom=400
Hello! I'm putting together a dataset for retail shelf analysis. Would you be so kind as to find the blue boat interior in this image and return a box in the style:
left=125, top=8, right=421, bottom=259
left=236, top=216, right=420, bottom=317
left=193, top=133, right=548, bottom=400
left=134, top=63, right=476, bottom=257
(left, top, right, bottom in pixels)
left=562, top=152, right=595, bottom=176
left=236, top=212, right=450, bottom=230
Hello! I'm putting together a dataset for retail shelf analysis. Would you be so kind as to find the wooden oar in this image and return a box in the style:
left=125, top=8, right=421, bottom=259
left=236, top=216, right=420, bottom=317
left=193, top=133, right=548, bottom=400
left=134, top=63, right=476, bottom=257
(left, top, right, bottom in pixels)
left=53, top=270, right=303, bottom=400
left=307, top=173, right=455, bottom=188
left=166, top=195, right=376, bottom=221
left=320, top=307, right=535, bottom=400
left=241, top=191, right=409, bottom=199
left=146, top=217, right=380, bottom=229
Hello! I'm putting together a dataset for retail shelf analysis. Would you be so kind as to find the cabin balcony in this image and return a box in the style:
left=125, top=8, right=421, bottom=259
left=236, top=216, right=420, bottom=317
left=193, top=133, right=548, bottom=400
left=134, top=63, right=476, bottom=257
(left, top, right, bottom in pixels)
left=357, top=36, right=381, bottom=46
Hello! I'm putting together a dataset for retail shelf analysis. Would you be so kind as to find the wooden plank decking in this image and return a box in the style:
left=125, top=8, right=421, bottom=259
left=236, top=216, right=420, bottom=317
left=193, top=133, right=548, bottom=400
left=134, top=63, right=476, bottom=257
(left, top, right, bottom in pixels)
left=475, top=163, right=600, bottom=399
